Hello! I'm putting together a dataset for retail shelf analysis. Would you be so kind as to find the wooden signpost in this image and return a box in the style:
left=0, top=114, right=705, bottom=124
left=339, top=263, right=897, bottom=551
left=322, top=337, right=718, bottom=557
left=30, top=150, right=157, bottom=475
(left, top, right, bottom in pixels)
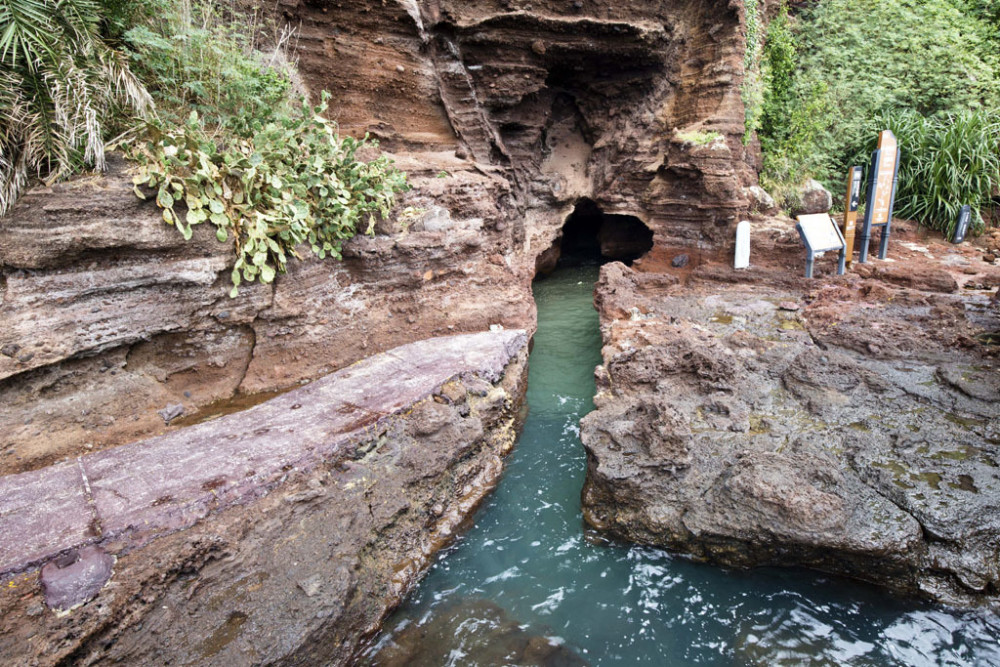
left=842, top=166, right=863, bottom=268
left=858, top=130, right=901, bottom=263
left=795, top=213, right=847, bottom=278
left=952, top=205, right=972, bottom=244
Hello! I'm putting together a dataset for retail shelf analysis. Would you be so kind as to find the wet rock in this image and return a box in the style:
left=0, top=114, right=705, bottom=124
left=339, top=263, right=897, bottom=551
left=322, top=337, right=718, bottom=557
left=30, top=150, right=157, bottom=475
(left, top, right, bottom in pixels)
left=369, top=598, right=588, bottom=666
left=40, top=547, right=114, bottom=612
left=157, top=403, right=185, bottom=424
left=582, top=266, right=1000, bottom=606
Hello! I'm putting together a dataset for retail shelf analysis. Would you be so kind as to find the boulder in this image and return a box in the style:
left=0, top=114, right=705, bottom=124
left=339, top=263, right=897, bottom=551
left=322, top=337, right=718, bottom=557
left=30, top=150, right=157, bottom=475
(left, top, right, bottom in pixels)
left=792, top=179, right=833, bottom=216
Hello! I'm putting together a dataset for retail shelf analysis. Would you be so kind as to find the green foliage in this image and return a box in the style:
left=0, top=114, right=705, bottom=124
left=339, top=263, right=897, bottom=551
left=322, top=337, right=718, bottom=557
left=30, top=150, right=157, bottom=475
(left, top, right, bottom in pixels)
left=861, top=110, right=1000, bottom=237
left=132, top=93, right=409, bottom=296
left=741, top=0, right=763, bottom=144
left=122, top=0, right=292, bottom=136
left=0, top=0, right=152, bottom=213
left=676, top=130, right=723, bottom=147
left=759, top=0, right=1000, bottom=218
left=759, top=5, right=795, bottom=154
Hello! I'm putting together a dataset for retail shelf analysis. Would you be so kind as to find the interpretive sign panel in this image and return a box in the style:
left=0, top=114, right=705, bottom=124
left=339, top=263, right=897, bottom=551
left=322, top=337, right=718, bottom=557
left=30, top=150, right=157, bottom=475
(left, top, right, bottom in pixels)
left=842, top=166, right=863, bottom=267
left=871, top=131, right=897, bottom=225
left=859, top=130, right=901, bottom=263
left=796, top=213, right=846, bottom=278
left=952, top=205, right=972, bottom=244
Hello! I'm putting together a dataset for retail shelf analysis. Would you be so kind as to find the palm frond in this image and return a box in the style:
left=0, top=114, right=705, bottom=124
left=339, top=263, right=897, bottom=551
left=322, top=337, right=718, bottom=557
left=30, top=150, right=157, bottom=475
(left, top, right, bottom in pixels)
left=0, top=0, right=153, bottom=215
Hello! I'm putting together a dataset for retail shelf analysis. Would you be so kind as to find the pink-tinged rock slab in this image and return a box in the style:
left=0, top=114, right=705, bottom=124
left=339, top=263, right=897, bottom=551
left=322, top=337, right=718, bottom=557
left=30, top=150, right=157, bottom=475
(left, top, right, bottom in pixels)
left=40, top=546, right=115, bottom=611
left=0, top=460, right=95, bottom=573
left=0, top=330, right=528, bottom=567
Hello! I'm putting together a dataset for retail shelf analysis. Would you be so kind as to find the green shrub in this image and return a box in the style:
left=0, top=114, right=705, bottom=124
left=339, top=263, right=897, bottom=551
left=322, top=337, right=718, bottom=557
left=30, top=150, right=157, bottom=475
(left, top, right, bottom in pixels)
left=860, top=110, right=1000, bottom=237
left=741, top=0, right=764, bottom=144
left=133, top=93, right=409, bottom=296
left=759, top=0, right=1000, bottom=208
left=123, top=0, right=292, bottom=136
left=676, top=130, right=723, bottom=147
left=0, top=0, right=152, bottom=214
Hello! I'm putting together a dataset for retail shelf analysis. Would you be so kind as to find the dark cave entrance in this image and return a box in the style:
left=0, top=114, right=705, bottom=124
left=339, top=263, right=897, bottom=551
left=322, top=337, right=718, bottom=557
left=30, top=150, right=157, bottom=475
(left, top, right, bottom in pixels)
left=535, top=199, right=653, bottom=276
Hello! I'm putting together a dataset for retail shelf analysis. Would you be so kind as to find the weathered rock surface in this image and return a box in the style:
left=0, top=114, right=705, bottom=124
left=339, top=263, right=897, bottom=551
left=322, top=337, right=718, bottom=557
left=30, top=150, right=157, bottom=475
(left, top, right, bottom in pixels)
left=0, top=0, right=767, bottom=476
left=791, top=178, right=833, bottom=216
left=0, top=330, right=529, bottom=664
left=0, top=157, right=531, bottom=475
left=581, top=249, right=1000, bottom=606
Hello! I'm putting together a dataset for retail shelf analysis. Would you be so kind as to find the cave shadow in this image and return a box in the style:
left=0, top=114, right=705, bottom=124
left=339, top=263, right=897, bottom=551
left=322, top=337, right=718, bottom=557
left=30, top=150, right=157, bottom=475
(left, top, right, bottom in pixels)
left=535, top=199, right=653, bottom=277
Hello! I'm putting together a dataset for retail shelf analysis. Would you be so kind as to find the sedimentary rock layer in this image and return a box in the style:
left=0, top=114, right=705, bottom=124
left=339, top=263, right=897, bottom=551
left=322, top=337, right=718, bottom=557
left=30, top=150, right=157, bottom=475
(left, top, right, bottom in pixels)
left=0, top=157, right=531, bottom=474
left=1, top=0, right=767, bottom=473
left=0, top=330, right=529, bottom=664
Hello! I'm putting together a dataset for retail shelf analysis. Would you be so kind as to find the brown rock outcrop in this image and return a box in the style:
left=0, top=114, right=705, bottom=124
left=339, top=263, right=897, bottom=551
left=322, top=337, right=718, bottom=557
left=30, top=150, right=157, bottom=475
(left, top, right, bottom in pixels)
left=581, top=258, right=1000, bottom=606
left=1, top=0, right=766, bottom=475
left=0, top=158, right=531, bottom=474
left=0, top=331, right=529, bottom=664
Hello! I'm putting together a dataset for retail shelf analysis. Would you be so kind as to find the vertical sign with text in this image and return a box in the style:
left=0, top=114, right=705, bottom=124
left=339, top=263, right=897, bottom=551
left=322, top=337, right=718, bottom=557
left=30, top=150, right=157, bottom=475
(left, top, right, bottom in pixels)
left=842, top=166, right=863, bottom=267
left=952, top=205, right=972, bottom=244
left=859, top=130, right=901, bottom=263
left=871, top=131, right=897, bottom=225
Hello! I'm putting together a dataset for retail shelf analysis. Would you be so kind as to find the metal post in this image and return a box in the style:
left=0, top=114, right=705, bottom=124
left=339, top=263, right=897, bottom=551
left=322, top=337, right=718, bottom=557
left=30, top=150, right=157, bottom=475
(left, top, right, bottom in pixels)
left=858, top=149, right=880, bottom=264
left=877, top=147, right=902, bottom=260
left=837, top=246, right=846, bottom=275
left=805, top=250, right=815, bottom=278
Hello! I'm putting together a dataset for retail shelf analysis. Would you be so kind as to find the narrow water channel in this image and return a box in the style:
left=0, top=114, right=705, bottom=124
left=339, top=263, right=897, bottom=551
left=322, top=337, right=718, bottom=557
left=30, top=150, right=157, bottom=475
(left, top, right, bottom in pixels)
left=363, top=260, right=1000, bottom=666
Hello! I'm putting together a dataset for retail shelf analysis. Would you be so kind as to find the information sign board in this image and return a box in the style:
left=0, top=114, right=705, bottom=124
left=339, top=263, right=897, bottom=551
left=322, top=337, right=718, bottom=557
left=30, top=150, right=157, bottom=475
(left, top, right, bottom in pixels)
left=871, top=131, right=897, bottom=225
left=859, top=130, right=901, bottom=263
left=796, top=213, right=846, bottom=278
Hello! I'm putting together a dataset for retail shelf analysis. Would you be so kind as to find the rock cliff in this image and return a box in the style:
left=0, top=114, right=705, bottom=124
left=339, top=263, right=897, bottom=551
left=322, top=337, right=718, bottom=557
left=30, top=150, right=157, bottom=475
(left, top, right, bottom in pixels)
left=1, top=0, right=763, bottom=476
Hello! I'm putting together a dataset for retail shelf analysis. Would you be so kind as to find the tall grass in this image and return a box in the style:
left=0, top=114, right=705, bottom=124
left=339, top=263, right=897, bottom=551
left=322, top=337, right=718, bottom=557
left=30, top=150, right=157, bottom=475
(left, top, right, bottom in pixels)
left=862, top=110, right=1000, bottom=237
left=122, top=0, right=297, bottom=137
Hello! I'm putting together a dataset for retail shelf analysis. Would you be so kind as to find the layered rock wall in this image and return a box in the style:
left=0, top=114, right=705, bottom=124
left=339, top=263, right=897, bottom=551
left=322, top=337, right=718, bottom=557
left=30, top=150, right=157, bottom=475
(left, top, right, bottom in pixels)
left=0, top=332, right=529, bottom=664
left=1, top=0, right=764, bottom=475
left=288, top=0, right=763, bottom=255
left=0, top=158, right=531, bottom=474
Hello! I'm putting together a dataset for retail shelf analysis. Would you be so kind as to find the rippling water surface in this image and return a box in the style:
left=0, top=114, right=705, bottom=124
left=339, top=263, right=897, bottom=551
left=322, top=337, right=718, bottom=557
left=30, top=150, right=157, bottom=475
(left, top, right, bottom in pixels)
left=364, top=262, right=1000, bottom=666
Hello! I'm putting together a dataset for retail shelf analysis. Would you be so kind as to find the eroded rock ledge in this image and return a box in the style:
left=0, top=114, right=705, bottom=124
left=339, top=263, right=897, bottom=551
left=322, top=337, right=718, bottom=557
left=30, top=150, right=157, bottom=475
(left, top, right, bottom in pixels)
left=0, top=330, right=528, bottom=665
left=580, top=246, right=1000, bottom=608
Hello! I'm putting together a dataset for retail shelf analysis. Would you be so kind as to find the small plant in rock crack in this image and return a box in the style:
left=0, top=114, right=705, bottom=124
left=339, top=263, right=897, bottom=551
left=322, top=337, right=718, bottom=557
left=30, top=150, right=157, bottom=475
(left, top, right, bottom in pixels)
left=132, top=91, right=409, bottom=296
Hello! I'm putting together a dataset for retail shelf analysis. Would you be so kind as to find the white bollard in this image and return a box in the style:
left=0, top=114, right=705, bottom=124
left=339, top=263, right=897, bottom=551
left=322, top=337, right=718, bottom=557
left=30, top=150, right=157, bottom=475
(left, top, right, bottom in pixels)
left=734, top=220, right=750, bottom=269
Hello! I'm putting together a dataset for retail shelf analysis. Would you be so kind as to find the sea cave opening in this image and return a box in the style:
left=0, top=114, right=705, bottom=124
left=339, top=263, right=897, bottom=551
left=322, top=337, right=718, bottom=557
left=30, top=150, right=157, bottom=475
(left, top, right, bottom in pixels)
left=535, top=199, right=654, bottom=277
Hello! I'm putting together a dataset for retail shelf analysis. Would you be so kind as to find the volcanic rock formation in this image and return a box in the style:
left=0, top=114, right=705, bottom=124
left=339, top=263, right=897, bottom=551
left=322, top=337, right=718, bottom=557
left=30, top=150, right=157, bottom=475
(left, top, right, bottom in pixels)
left=580, top=230, right=1000, bottom=607
left=1, top=0, right=763, bottom=476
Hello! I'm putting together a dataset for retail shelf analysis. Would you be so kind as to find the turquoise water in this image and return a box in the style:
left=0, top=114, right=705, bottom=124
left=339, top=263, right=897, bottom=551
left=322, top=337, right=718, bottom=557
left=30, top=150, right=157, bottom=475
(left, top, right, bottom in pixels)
left=364, top=262, right=1000, bottom=666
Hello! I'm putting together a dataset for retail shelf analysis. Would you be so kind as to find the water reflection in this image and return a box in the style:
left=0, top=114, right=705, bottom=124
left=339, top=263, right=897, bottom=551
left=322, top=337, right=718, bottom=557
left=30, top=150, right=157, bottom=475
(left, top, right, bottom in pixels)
left=363, top=263, right=1000, bottom=666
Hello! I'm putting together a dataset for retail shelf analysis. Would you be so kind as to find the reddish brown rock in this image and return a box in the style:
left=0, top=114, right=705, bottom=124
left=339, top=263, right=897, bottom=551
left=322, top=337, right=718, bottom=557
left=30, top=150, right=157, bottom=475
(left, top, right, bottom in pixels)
left=0, top=331, right=529, bottom=664
left=580, top=257, right=1000, bottom=607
